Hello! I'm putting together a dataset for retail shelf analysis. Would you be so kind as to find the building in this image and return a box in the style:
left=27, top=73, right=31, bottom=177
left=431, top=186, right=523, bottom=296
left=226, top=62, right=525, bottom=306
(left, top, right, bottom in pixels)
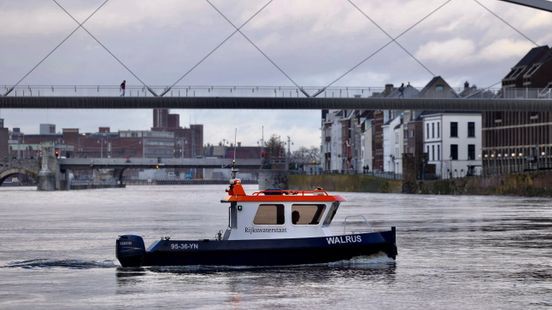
left=152, top=109, right=203, bottom=158
left=420, top=77, right=482, bottom=179
left=119, top=130, right=174, bottom=158
left=0, top=119, right=9, bottom=161
left=39, top=124, right=56, bottom=135
left=321, top=109, right=350, bottom=172
left=423, top=112, right=482, bottom=178
left=381, top=84, right=419, bottom=175
left=483, top=45, right=552, bottom=175
left=153, top=109, right=169, bottom=130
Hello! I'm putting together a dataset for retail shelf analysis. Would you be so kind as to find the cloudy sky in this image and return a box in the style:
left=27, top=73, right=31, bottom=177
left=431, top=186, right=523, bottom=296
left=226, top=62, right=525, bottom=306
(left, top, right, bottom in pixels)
left=1, top=0, right=551, bottom=149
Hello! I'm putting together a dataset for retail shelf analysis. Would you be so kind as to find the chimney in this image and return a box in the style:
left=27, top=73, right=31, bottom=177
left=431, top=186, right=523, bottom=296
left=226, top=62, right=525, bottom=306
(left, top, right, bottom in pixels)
left=384, top=84, right=394, bottom=95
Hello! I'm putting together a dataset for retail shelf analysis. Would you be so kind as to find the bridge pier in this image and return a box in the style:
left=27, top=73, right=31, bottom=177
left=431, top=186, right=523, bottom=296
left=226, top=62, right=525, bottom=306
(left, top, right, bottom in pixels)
left=37, top=144, right=60, bottom=191
left=114, top=168, right=126, bottom=186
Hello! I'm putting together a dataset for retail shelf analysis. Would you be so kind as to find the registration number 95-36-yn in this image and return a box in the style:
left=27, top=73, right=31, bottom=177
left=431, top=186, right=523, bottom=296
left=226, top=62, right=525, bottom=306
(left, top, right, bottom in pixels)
left=170, top=243, right=199, bottom=250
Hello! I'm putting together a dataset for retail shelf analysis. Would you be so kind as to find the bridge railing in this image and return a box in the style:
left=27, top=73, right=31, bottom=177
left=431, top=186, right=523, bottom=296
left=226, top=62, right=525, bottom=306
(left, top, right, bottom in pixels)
left=4, top=84, right=551, bottom=99
left=2, top=85, right=388, bottom=98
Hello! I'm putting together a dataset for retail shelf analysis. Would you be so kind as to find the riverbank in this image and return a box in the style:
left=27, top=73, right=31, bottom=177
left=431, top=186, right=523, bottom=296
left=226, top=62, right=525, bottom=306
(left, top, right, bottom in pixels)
left=290, top=171, right=552, bottom=197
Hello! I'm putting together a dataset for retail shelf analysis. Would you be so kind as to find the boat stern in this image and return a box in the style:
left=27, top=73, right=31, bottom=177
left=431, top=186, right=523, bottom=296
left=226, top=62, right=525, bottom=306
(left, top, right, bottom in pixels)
left=116, top=235, right=146, bottom=267
left=382, top=226, right=398, bottom=259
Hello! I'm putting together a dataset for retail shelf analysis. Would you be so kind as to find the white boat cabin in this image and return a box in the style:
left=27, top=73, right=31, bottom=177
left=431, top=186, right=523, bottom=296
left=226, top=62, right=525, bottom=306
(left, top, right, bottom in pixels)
left=222, top=180, right=345, bottom=240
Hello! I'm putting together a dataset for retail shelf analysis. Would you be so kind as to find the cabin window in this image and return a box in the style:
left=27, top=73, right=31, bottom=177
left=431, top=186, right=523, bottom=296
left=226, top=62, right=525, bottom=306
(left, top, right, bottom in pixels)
left=291, top=204, right=326, bottom=225
left=323, top=202, right=340, bottom=226
left=253, top=204, right=285, bottom=225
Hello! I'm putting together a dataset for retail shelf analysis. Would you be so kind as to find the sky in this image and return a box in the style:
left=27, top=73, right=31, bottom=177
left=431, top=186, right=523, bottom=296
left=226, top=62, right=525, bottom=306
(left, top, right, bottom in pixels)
left=1, top=0, right=551, bottom=149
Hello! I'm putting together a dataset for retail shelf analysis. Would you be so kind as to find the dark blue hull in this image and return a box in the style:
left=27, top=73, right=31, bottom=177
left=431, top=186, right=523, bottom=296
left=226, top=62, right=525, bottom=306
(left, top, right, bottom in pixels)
left=116, top=228, right=397, bottom=267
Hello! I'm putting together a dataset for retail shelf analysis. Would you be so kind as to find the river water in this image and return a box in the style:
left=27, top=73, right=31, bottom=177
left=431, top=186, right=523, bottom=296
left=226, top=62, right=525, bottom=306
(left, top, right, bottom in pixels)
left=0, top=185, right=551, bottom=309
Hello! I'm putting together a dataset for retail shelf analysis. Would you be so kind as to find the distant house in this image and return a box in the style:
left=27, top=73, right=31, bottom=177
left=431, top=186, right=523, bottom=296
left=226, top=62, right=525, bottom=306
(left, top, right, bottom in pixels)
left=381, top=84, right=419, bottom=174
left=502, top=45, right=552, bottom=90
left=320, top=77, right=484, bottom=178
left=483, top=45, right=552, bottom=175
left=420, top=77, right=482, bottom=179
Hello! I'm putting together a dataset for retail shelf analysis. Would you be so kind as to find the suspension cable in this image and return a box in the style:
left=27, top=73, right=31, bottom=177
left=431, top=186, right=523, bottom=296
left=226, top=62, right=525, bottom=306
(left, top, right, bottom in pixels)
left=205, top=0, right=311, bottom=97
left=313, top=0, right=455, bottom=97
left=161, top=0, right=274, bottom=97
left=51, top=0, right=159, bottom=96
left=347, top=0, right=435, bottom=77
left=3, top=0, right=110, bottom=97
left=472, top=0, right=538, bottom=47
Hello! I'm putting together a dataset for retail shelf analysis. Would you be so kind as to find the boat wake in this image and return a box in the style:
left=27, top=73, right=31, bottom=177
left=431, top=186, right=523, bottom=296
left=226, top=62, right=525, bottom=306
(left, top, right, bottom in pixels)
left=4, top=259, right=117, bottom=270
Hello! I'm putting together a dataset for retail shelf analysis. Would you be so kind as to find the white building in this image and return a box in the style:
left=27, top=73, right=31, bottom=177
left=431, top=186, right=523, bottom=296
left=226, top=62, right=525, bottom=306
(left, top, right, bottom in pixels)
left=321, top=110, right=344, bottom=172
left=360, top=119, right=373, bottom=172
left=423, top=112, right=482, bottom=179
left=321, top=109, right=364, bottom=173
left=382, top=113, right=403, bottom=174
left=380, top=85, right=419, bottom=175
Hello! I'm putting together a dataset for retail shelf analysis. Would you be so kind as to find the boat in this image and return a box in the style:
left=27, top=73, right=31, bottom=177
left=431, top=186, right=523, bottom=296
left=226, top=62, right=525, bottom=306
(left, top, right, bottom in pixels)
left=116, top=179, right=397, bottom=267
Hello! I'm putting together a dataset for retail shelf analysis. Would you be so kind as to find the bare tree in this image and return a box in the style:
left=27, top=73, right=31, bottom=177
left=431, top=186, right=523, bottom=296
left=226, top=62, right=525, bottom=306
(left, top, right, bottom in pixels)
left=261, top=135, right=285, bottom=169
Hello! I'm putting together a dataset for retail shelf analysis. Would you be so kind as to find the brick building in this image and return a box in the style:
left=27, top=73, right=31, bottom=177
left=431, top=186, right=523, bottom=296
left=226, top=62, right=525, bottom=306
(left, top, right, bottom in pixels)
left=483, top=45, right=552, bottom=175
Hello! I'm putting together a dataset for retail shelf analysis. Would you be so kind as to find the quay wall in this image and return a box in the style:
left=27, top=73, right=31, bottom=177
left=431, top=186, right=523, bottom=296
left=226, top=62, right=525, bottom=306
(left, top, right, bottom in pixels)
left=416, top=171, right=552, bottom=197
left=288, top=174, right=402, bottom=193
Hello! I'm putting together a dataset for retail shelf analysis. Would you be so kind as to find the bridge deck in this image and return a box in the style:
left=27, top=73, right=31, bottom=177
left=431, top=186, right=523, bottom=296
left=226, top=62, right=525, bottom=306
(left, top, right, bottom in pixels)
left=1, top=96, right=552, bottom=111
left=58, top=157, right=262, bottom=169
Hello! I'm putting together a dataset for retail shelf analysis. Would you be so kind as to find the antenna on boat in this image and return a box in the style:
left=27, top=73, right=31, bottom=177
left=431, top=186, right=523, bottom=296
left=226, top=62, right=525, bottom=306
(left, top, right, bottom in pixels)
left=231, top=128, right=238, bottom=179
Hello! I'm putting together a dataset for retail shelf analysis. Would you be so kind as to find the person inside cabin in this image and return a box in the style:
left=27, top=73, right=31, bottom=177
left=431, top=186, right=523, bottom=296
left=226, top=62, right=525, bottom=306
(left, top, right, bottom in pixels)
left=292, top=210, right=300, bottom=225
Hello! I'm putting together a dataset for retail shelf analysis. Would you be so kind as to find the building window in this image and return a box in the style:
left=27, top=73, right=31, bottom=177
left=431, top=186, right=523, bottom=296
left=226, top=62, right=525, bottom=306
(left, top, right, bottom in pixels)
left=468, top=122, right=475, bottom=138
left=426, top=123, right=429, bottom=139
left=292, top=204, right=326, bottom=225
left=437, top=144, right=440, bottom=161
left=437, top=122, right=440, bottom=138
left=450, top=144, right=458, bottom=160
left=253, top=204, right=285, bottom=225
left=431, top=145, right=435, bottom=161
left=450, top=122, right=458, bottom=138
left=468, top=144, right=475, bottom=160
left=523, top=63, right=541, bottom=78
left=431, top=123, right=435, bottom=138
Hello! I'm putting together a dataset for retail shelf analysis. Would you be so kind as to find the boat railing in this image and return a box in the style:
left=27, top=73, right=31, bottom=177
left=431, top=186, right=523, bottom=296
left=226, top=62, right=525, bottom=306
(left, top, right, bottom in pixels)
left=343, top=215, right=372, bottom=234
left=251, top=189, right=330, bottom=196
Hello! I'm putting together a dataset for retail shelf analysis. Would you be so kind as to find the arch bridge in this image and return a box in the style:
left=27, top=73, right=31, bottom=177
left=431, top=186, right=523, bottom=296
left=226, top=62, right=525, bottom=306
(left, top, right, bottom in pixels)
left=0, top=160, right=40, bottom=185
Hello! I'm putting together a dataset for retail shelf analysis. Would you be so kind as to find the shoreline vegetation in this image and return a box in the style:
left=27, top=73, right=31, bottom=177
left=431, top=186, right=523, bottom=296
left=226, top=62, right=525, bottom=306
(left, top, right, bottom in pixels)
left=289, top=171, right=552, bottom=197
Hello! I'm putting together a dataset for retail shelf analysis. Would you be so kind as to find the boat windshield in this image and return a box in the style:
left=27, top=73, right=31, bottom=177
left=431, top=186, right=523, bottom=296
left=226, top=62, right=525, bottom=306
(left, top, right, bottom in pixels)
left=322, top=202, right=340, bottom=226
left=291, top=204, right=326, bottom=225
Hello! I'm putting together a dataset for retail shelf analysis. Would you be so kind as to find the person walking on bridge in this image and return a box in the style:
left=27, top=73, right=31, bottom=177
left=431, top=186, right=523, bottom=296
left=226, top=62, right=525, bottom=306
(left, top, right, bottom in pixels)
left=120, top=80, right=126, bottom=97
left=398, top=83, right=405, bottom=98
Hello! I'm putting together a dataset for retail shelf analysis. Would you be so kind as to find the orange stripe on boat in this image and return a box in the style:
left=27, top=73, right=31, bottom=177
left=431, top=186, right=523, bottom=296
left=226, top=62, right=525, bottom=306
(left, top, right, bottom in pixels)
left=224, top=179, right=345, bottom=203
